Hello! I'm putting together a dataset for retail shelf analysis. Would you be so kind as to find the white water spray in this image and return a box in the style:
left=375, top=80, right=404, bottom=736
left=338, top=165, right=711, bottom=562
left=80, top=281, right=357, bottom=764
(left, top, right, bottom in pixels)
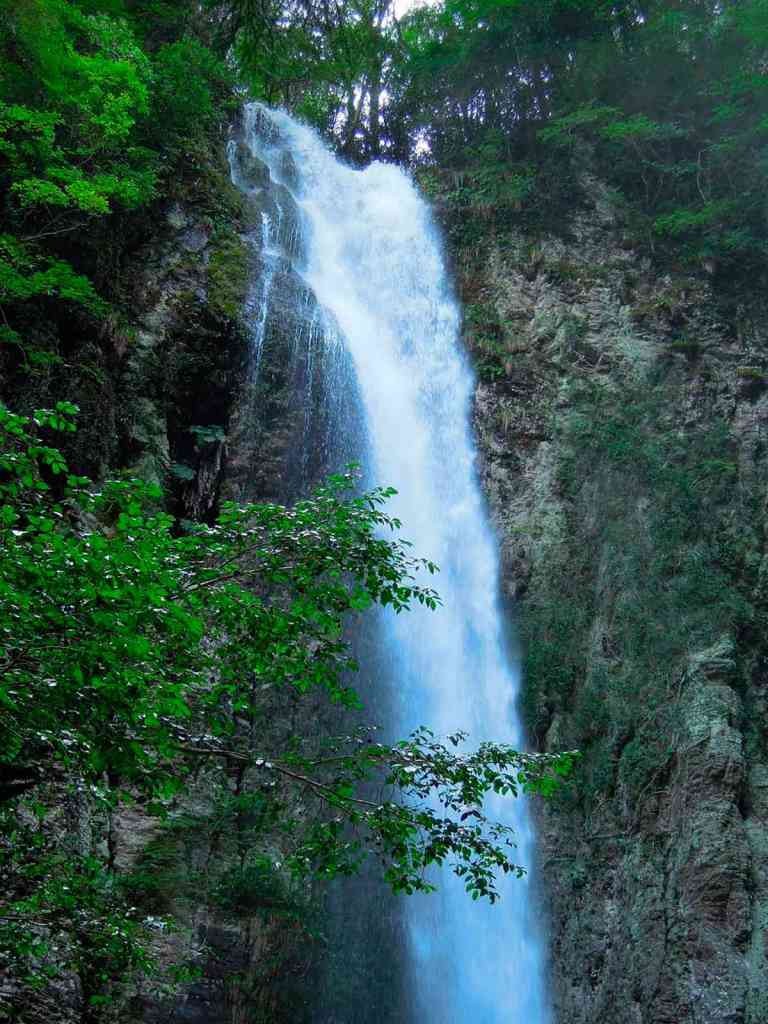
left=233, top=103, right=550, bottom=1024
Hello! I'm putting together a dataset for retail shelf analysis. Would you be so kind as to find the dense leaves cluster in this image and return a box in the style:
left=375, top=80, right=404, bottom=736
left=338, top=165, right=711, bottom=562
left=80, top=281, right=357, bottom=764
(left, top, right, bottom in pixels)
left=0, top=405, right=573, bottom=1005
left=0, top=400, right=441, bottom=799
left=404, top=0, right=768, bottom=263
left=222, top=0, right=394, bottom=158
left=0, top=0, right=234, bottom=372
left=239, top=1, right=768, bottom=265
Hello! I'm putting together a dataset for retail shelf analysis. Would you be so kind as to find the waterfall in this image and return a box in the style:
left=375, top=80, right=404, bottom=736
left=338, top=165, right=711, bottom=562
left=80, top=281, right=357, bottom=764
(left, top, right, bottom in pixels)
left=231, top=103, right=550, bottom=1024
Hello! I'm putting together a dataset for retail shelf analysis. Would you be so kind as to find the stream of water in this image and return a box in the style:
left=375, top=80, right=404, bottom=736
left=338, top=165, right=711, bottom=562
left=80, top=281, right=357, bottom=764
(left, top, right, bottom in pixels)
left=231, top=102, right=550, bottom=1024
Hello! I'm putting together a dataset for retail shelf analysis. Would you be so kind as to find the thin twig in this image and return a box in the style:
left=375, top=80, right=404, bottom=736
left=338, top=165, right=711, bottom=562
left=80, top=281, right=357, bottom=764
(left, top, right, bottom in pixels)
left=174, top=745, right=381, bottom=807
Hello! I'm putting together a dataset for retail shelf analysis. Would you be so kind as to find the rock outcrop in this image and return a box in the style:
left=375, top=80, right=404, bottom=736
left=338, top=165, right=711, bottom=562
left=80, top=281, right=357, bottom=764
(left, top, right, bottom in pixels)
left=449, top=178, right=768, bottom=1024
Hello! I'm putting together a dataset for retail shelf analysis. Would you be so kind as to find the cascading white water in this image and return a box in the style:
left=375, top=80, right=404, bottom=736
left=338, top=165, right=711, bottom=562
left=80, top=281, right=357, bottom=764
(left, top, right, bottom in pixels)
left=228, top=148, right=284, bottom=373
left=233, top=103, right=550, bottom=1024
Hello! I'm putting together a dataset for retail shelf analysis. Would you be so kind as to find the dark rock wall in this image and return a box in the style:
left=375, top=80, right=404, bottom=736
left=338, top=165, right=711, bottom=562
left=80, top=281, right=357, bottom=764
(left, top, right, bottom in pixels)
left=445, top=180, right=768, bottom=1024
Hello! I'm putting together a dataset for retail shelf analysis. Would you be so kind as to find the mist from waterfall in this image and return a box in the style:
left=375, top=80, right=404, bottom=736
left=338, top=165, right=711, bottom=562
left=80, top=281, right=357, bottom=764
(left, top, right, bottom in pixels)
left=231, top=102, right=550, bottom=1024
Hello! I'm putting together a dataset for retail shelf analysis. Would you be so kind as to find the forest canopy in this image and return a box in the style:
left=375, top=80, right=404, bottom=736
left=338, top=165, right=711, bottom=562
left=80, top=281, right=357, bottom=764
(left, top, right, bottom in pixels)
left=2, top=0, right=767, bottom=307
left=234, top=0, right=768, bottom=263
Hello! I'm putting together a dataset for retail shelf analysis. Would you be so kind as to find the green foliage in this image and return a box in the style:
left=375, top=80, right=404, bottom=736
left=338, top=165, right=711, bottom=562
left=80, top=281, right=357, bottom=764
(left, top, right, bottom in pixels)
left=463, top=301, right=510, bottom=381
left=230, top=0, right=396, bottom=157
left=212, top=856, right=292, bottom=914
left=389, top=0, right=617, bottom=162
left=537, top=103, right=620, bottom=144
left=417, top=135, right=537, bottom=225
left=0, top=0, right=237, bottom=385
left=0, top=1, right=156, bottom=210
left=0, top=402, right=436, bottom=793
left=189, top=423, right=227, bottom=444
left=368, top=0, right=768, bottom=264
left=533, top=3, right=768, bottom=261
left=450, top=132, right=537, bottom=209
left=0, top=234, right=105, bottom=312
left=151, top=38, right=233, bottom=138
left=0, top=404, right=574, bottom=1006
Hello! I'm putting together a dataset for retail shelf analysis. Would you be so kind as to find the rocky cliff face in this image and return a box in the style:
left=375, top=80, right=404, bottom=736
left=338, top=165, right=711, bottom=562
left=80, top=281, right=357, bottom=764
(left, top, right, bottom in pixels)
left=0, top=140, right=316, bottom=1024
left=445, top=179, right=768, bottom=1024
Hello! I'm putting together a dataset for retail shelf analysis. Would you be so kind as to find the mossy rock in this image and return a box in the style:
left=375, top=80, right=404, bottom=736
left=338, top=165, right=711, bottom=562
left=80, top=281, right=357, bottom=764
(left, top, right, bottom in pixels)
left=207, top=231, right=249, bottom=320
